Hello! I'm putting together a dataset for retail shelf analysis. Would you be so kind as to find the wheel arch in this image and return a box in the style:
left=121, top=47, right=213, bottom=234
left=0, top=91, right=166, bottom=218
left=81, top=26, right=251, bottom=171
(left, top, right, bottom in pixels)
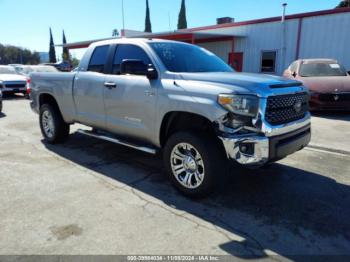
left=38, top=93, right=69, bottom=122
left=159, top=111, right=219, bottom=148
left=39, top=93, right=59, bottom=109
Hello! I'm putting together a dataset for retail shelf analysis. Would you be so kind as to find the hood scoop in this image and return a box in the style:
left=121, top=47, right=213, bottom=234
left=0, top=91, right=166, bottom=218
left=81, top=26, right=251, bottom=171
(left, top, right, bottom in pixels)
left=269, top=82, right=303, bottom=89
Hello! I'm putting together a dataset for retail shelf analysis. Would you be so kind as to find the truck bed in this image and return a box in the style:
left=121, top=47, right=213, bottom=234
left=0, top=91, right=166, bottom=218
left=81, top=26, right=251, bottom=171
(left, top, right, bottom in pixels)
left=30, top=72, right=77, bottom=123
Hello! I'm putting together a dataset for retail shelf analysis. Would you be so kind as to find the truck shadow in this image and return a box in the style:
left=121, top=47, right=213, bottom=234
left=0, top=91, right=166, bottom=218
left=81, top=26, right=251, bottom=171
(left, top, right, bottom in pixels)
left=43, top=133, right=350, bottom=259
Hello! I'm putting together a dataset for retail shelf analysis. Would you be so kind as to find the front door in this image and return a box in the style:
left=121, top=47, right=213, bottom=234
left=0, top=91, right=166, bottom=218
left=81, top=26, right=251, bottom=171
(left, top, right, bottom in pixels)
left=103, top=44, right=158, bottom=144
left=74, top=45, right=111, bottom=128
left=228, top=52, right=244, bottom=72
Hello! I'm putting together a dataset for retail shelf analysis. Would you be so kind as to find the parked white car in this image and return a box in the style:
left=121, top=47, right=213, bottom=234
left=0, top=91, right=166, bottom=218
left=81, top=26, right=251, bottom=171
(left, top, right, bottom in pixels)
left=13, top=65, right=59, bottom=77
left=0, top=66, right=28, bottom=95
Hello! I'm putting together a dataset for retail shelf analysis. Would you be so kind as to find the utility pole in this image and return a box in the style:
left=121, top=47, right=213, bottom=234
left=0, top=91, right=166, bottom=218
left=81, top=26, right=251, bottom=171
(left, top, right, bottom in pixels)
left=168, top=12, right=172, bottom=31
left=282, top=3, right=287, bottom=23
left=281, top=3, right=288, bottom=74
left=122, top=0, right=125, bottom=36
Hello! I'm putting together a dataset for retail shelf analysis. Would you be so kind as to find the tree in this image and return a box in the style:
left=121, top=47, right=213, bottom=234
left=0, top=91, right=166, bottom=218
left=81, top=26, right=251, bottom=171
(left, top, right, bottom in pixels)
left=62, top=30, right=70, bottom=62
left=49, top=28, right=57, bottom=63
left=177, top=0, right=187, bottom=30
left=0, top=43, right=40, bottom=65
left=112, top=29, right=119, bottom=37
left=336, top=0, right=350, bottom=8
left=71, top=57, right=80, bottom=68
left=145, top=0, right=152, bottom=33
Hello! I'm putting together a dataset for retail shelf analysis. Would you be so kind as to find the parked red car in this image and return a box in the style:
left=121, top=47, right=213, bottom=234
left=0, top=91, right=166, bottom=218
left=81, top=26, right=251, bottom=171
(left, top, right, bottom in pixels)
left=284, top=59, right=350, bottom=111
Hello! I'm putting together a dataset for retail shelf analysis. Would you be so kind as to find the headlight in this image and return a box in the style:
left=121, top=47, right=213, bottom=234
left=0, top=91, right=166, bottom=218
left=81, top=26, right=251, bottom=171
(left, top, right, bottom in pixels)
left=218, top=94, right=259, bottom=117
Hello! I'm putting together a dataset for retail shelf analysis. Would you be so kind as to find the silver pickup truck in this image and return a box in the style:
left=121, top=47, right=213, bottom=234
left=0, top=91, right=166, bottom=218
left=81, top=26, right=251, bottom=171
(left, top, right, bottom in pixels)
left=30, top=38, right=311, bottom=197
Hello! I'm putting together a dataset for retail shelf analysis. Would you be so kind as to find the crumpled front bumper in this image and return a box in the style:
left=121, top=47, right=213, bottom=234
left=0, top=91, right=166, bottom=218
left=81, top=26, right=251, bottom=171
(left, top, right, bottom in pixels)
left=220, top=135, right=270, bottom=166
left=219, top=115, right=312, bottom=167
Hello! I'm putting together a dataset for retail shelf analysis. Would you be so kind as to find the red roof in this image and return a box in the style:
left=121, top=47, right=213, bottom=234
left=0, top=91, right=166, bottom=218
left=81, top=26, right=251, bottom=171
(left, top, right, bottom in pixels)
left=184, top=7, right=350, bottom=32
left=63, top=7, right=350, bottom=50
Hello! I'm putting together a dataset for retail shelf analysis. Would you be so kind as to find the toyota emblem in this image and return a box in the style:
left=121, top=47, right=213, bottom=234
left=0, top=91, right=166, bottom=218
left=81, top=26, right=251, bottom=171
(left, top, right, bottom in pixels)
left=294, top=101, right=302, bottom=113
left=334, top=95, right=339, bottom=101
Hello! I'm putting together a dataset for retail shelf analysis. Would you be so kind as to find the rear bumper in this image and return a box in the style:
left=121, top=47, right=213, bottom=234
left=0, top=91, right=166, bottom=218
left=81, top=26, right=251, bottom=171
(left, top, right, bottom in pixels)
left=1, top=87, right=26, bottom=93
left=219, top=124, right=311, bottom=167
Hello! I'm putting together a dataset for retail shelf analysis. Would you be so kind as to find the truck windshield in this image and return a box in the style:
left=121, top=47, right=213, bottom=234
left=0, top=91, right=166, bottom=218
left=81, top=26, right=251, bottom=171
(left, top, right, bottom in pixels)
left=149, top=42, right=233, bottom=73
left=300, top=63, right=347, bottom=77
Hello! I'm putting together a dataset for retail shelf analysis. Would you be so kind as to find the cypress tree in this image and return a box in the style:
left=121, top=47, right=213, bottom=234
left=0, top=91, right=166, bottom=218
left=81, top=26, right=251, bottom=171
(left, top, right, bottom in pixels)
left=145, top=0, right=152, bottom=32
left=49, top=28, right=57, bottom=63
left=336, top=0, right=350, bottom=8
left=62, top=30, right=70, bottom=61
left=177, top=0, right=187, bottom=30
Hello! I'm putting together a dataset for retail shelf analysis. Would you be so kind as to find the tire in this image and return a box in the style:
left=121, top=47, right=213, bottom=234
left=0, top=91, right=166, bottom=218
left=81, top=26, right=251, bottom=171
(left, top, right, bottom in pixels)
left=163, top=132, right=226, bottom=198
left=24, top=93, right=30, bottom=99
left=39, top=103, right=70, bottom=144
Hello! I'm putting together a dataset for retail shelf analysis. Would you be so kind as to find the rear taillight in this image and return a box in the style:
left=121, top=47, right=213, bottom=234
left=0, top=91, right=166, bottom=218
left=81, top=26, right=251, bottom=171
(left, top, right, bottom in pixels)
left=26, top=78, right=31, bottom=94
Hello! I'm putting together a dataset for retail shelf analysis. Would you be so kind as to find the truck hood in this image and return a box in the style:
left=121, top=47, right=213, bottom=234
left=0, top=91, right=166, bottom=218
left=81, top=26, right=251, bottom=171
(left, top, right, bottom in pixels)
left=179, top=72, right=301, bottom=94
left=299, top=76, right=350, bottom=93
left=0, top=74, right=27, bottom=82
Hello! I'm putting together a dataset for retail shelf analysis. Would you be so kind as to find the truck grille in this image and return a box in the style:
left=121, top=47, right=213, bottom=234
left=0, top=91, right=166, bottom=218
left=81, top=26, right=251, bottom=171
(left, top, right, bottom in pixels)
left=265, top=93, right=309, bottom=125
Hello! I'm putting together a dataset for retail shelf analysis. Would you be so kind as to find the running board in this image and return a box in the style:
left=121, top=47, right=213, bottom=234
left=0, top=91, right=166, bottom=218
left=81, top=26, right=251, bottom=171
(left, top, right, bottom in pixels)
left=76, top=129, right=157, bottom=155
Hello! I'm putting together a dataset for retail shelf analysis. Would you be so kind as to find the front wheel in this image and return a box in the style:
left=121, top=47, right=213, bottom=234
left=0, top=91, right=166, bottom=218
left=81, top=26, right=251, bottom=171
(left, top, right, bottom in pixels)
left=39, top=104, right=70, bottom=144
left=163, top=132, right=226, bottom=198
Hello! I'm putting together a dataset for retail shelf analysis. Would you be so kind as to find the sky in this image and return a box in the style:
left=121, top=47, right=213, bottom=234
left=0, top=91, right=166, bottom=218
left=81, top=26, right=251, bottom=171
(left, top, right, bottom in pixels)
left=0, top=0, right=342, bottom=59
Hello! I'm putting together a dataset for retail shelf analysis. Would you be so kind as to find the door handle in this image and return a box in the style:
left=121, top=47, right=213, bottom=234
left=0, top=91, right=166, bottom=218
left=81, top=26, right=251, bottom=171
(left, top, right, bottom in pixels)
left=104, top=82, right=117, bottom=89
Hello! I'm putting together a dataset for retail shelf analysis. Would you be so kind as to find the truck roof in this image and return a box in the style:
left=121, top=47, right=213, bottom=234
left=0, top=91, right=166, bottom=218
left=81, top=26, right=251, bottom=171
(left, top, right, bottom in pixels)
left=89, top=38, right=187, bottom=48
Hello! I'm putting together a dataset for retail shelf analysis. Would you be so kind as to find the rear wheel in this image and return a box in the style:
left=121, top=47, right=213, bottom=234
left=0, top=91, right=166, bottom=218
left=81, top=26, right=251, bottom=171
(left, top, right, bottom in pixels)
left=163, top=132, right=226, bottom=198
left=39, top=104, right=70, bottom=144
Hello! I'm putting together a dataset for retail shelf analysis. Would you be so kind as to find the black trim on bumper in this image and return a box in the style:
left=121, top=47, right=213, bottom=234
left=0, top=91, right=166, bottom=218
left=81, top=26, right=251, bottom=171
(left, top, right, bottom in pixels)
left=269, top=124, right=311, bottom=161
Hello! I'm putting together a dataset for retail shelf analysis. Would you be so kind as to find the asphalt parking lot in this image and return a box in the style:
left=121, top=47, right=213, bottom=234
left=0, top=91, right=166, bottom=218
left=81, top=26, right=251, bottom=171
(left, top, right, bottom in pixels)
left=0, top=97, right=350, bottom=258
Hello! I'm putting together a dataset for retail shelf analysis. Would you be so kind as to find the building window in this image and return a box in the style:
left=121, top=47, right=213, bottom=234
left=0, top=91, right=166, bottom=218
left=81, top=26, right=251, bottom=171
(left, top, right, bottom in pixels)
left=261, top=51, right=277, bottom=73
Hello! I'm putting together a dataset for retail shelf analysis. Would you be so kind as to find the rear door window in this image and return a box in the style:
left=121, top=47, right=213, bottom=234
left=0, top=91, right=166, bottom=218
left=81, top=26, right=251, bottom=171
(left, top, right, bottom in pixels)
left=88, top=45, right=110, bottom=73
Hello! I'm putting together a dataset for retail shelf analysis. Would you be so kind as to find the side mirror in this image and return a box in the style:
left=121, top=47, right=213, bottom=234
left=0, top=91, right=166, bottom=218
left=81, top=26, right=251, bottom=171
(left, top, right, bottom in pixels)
left=146, top=65, right=158, bottom=80
left=292, top=72, right=297, bottom=78
left=120, top=59, right=158, bottom=80
left=347, top=71, right=350, bottom=75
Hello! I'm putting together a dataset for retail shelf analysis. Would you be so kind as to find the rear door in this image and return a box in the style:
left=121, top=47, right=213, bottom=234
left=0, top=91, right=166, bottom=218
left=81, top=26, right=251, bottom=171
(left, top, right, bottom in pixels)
left=74, top=45, right=111, bottom=128
left=103, top=44, right=158, bottom=143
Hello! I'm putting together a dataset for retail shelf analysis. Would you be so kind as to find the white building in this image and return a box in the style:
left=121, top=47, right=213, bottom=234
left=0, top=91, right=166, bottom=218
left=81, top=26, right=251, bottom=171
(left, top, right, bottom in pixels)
left=64, top=8, right=350, bottom=75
